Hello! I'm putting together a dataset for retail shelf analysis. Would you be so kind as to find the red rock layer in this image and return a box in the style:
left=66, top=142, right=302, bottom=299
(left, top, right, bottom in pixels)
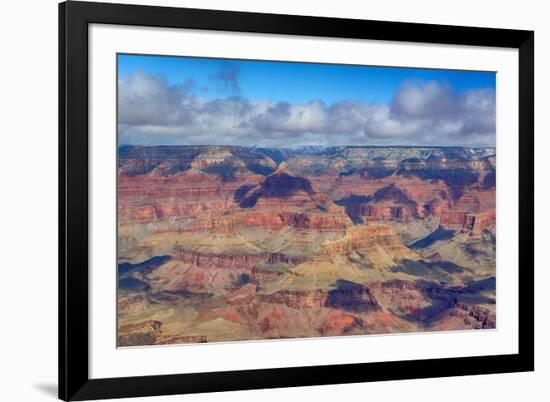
left=453, top=189, right=496, bottom=213
left=207, top=210, right=350, bottom=233
left=173, top=250, right=305, bottom=270
left=118, top=172, right=262, bottom=225
left=440, top=209, right=496, bottom=234
left=320, top=225, right=412, bottom=257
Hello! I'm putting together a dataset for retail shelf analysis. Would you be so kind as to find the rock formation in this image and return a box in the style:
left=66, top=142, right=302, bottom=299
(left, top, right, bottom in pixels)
left=117, top=146, right=496, bottom=345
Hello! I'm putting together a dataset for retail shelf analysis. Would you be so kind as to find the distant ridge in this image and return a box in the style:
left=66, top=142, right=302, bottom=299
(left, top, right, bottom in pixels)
left=119, top=144, right=496, bottom=150
left=119, top=145, right=496, bottom=164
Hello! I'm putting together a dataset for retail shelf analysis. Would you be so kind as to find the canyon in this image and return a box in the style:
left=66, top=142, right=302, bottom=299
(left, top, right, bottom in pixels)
left=117, top=145, right=496, bottom=346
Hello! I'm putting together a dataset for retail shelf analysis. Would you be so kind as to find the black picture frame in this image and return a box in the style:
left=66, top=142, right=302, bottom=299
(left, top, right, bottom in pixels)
left=59, top=1, right=534, bottom=400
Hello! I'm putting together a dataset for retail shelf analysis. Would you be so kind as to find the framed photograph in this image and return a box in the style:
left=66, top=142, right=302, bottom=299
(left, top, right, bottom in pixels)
left=59, top=1, right=534, bottom=400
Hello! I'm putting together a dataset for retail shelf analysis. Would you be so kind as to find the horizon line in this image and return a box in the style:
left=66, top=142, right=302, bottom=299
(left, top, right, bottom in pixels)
left=118, top=144, right=496, bottom=150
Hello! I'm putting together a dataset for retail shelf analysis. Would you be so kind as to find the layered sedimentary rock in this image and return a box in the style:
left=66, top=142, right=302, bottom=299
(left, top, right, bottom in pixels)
left=227, top=162, right=352, bottom=231
left=117, top=146, right=496, bottom=345
left=440, top=209, right=496, bottom=235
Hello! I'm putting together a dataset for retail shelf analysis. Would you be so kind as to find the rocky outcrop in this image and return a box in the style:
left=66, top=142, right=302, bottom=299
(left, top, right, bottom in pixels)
left=117, top=293, right=151, bottom=315
left=259, top=290, right=328, bottom=309
left=250, top=266, right=286, bottom=283
left=156, top=335, right=207, bottom=345
left=320, top=312, right=363, bottom=335
left=202, top=163, right=352, bottom=232
left=450, top=304, right=496, bottom=329
left=117, top=318, right=208, bottom=346
left=259, top=283, right=380, bottom=312
left=118, top=145, right=277, bottom=176
left=453, top=189, right=496, bottom=213
left=318, top=224, right=419, bottom=266
left=440, top=209, right=496, bottom=235
left=361, top=205, right=416, bottom=222
left=118, top=173, right=261, bottom=225
left=145, top=259, right=248, bottom=293
left=355, top=184, right=419, bottom=222
left=117, top=320, right=162, bottom=347
left=205, top=211, right=349, bottom=233
left=466, top=209, right=496, bottom=235
left=145, top=251, right=304, bottom=294
left=173, top=249, right=304, bottom=270
left=325, top=281, right=381, bottom=312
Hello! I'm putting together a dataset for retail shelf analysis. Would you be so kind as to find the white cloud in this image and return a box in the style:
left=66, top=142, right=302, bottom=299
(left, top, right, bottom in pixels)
left=118, top=72, right=496, bottom=148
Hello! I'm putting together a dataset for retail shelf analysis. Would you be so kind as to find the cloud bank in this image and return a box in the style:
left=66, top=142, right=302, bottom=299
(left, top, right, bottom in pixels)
left=118, top=71, right=496, bottom=147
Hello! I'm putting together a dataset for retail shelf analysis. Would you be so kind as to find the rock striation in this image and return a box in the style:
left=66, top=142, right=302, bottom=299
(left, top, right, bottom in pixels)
left=117, top=145, right=496, bottom=345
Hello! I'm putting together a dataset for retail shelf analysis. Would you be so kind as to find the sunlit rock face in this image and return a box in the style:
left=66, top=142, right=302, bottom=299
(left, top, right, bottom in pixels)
left=117, top=146, right=496, bottom=345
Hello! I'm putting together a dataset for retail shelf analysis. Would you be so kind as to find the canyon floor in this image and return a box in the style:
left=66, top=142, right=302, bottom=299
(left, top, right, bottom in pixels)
left=117, top=145, right=496, bottom=346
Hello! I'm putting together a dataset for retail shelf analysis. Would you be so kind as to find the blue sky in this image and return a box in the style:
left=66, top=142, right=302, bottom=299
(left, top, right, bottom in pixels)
left=117, top=54, right=496, bottom=147
left=118, top=54, right=495, bottom=105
